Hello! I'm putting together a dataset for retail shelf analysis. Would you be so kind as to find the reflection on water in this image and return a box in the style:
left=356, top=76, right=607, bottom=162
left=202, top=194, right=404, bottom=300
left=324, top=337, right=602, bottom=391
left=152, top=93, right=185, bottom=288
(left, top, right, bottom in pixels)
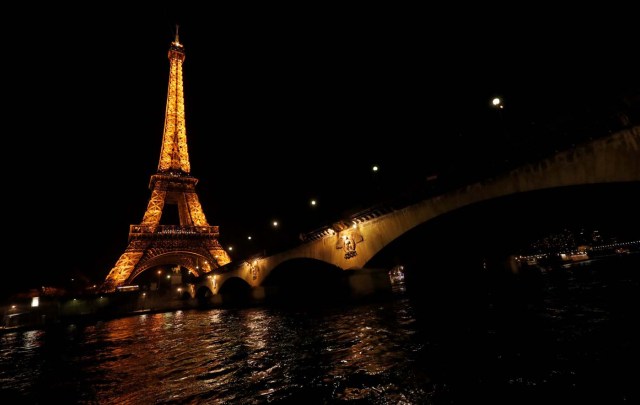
left=0, top=294, right=430, bottom=403
left=1, top=255, right=639, bottom=403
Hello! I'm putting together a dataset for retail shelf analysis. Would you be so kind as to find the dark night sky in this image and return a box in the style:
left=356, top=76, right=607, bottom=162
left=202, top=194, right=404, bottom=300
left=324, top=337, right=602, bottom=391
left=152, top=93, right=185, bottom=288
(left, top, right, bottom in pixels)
left=4, top=4, right=639, bottom=293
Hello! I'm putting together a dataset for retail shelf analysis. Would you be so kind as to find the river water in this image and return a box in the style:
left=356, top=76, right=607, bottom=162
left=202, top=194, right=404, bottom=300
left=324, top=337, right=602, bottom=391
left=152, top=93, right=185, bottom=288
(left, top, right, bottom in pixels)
left=2, top=254, right=639, bottom=404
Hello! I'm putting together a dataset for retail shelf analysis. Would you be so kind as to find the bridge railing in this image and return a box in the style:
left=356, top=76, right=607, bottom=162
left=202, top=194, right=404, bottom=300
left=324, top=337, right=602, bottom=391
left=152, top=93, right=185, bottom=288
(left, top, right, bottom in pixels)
left=299, top=204, right=397, bottom=242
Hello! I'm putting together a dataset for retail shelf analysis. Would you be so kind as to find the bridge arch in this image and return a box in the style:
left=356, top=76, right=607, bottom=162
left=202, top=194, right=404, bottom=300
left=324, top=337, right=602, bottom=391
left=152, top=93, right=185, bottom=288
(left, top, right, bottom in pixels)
left=195, top=285, right=214, bottom=306
left=366, top=181, right=639, bottom=271
left=218, top=277, right=253, bottom=305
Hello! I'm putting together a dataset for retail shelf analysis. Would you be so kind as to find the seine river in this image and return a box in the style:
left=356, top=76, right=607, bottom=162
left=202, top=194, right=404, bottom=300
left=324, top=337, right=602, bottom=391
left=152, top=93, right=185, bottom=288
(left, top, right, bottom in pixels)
left=2, top=254, right=639, bottom=404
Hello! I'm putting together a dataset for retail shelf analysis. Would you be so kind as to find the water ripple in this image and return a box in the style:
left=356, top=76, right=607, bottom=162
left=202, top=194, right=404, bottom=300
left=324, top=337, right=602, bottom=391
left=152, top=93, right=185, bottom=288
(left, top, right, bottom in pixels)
left=3, top=257, right=640, bottom=403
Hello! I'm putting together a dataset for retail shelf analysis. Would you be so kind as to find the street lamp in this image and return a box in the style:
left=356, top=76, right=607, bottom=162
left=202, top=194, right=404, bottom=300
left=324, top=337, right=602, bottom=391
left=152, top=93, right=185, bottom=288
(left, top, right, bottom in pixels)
left=491, top=96, right=511, bottom=166
left=491, top=96, right=508, bottom=141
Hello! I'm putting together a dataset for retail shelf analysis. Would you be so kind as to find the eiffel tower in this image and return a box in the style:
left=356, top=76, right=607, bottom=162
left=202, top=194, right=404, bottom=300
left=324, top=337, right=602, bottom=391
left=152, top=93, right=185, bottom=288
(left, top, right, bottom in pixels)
left=101, top=30, right=231, bottom=292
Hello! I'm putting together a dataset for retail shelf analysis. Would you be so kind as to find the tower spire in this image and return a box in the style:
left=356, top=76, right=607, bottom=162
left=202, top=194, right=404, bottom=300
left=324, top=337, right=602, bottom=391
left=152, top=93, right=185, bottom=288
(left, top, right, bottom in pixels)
left=158, top=26, right=190, bottom=173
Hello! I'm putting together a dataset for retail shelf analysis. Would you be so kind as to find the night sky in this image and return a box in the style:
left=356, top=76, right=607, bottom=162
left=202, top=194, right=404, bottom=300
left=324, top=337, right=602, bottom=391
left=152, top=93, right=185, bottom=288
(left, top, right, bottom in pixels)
left=5, top=5, right=639, bottom=295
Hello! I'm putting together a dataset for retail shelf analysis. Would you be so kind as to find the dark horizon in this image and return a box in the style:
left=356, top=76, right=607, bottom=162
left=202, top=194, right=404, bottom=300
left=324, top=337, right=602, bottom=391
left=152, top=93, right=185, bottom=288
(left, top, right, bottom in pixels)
left=5, top=180, right=638, bottom=299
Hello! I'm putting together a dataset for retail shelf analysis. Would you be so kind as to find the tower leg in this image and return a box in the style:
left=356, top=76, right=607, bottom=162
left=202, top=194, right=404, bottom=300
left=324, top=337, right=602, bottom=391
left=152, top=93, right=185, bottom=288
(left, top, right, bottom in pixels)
left=101, top=241, right=147, bottom=292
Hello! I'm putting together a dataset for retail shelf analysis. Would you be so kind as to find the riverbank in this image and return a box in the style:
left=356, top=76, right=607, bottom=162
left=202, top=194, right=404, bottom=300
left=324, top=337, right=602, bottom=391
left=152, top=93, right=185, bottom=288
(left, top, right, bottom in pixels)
left=1, top=291, right=192, bottom=334
left=2, top=267, right=397, bottom=334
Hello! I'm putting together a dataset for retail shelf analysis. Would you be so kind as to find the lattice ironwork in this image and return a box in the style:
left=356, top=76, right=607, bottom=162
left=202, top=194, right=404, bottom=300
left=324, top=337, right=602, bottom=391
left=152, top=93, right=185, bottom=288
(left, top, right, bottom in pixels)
left=158, top=33, right=190, bottom=174
left=101, top=32, right=230, bottom=292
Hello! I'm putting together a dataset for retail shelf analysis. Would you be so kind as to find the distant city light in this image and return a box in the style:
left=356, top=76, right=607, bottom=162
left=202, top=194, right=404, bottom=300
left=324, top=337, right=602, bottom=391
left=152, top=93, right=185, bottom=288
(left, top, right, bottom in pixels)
left=372, top=165, right=379, bottom=172
left=273, top=221, right=279, bottom=227
left=492, top=97, right=504, bottom=109
left=310, top=199, right=317, bottom=206
left=247, top=236, right=252, bottom=240
left=228, top=246, right=234, bottom=251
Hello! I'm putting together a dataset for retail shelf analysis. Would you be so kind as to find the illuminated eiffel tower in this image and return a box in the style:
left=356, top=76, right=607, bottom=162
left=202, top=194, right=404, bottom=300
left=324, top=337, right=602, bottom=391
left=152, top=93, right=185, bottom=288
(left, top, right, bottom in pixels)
left=102, top=30, right=231, bottom=292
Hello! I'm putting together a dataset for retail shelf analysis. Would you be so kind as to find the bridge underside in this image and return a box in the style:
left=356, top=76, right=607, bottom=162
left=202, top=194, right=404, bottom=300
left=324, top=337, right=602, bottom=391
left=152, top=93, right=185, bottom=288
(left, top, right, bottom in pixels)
left=261, top=258, right=347, bottom=300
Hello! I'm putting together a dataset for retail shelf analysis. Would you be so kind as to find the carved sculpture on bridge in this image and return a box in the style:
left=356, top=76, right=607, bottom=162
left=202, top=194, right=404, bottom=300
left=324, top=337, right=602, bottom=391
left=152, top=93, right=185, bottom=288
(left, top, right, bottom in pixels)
left=337, top=229, right=364, bottom=259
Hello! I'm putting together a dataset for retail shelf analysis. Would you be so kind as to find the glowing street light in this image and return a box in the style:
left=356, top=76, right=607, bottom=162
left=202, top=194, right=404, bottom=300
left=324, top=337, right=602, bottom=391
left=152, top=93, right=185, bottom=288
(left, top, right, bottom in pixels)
left=310, top=199, right=317, bottom=206
left=491, top=96, right=508, bottom=141
left=247, top=236, right=252, bottom=240
left=372, top=165, right=379, bottom=172
left=272, top=220, right=279, bottom=228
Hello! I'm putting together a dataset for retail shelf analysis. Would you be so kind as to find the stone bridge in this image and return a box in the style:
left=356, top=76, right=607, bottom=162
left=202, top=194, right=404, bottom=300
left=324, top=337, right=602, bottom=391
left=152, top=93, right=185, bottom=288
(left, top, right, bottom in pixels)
left=197, top=127, right=640, bottom=302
